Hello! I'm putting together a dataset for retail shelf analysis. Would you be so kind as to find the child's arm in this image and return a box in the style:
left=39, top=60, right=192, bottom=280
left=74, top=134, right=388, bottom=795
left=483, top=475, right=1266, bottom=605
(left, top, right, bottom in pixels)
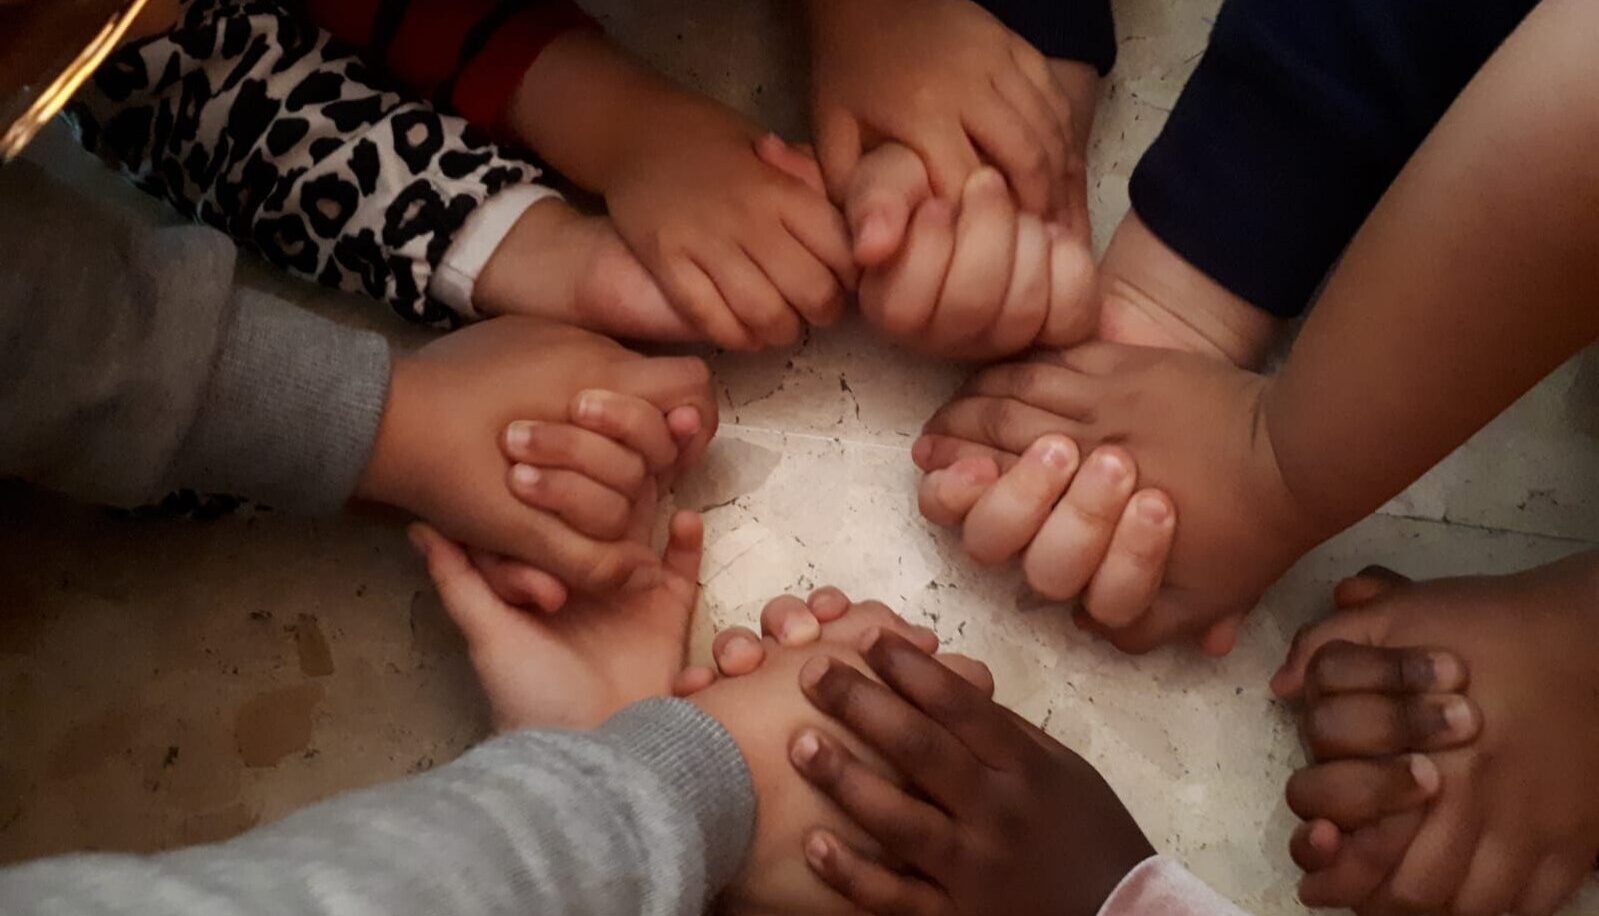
left=1263, top=0, right=1599, bottom=534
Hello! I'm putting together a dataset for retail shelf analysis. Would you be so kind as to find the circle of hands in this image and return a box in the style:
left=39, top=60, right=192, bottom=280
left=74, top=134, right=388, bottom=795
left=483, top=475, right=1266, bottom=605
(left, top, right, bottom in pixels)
left=388, top=4, right=1599, bottom=913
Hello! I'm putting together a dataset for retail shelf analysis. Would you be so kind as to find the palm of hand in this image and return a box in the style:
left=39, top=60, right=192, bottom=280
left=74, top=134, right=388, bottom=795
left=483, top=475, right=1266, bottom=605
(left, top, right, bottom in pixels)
left=478, top=557, right=700, bottom=733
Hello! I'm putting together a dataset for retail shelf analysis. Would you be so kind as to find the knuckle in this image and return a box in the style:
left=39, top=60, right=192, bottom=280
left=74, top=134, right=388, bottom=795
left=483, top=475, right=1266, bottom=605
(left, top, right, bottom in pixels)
left=977, top=399, right=1017, bottom=444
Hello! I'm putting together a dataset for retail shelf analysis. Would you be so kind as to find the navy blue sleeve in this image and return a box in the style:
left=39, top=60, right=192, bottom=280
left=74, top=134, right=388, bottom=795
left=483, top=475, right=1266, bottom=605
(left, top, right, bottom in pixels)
left=977, top=0, right=1117, bottom=75
left=1129, top=0, right=1536, bottom=317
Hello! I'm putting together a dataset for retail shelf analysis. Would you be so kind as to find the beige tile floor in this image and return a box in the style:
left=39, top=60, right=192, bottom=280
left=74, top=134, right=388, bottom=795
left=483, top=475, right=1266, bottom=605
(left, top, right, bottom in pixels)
left=4, top=1, right=1599, bottom=912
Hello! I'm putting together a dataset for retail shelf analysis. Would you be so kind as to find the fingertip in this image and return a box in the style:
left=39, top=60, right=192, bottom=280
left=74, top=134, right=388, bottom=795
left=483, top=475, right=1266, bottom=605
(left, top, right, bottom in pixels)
left=911, top=436, right=935, bottom=471
left=667, top=405, right=701, bottom=440
left=671, top=666, right=716, bottom=697
left=711, top=627, right=765, bottom=676
left=1200, top=615, right=1242, bottom=657
left=807, top=586, right=851, bottom=622
left=1408, top=754, right=1441, bottom=797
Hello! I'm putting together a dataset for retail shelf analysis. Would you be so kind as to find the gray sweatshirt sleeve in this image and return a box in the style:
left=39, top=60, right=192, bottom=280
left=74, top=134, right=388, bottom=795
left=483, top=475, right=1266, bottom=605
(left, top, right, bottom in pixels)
left=0, top=158, right=388, bottom=513
left=0, top=698, right=756, bottom=916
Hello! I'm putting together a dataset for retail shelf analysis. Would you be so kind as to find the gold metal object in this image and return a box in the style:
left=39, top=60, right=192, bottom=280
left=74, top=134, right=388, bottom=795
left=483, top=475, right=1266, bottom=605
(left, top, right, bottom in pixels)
left=1, top=0, right=152, bottom=162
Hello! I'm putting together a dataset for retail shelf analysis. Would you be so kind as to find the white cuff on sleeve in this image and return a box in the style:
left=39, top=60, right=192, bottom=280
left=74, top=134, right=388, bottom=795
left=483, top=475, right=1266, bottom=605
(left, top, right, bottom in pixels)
left=428, top=183, right=563, bottom=319
left=1097, top=856, right=1251, bottom=916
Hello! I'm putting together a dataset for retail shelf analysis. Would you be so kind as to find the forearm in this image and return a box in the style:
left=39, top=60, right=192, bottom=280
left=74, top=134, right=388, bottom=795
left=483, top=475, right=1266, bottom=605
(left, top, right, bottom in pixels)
left=0, top=700, right=754, bottom=916
left=1266, top=0, right=1599, bottom=529
left=67, top=0, right=548, bottom=325
left=503, top=29, right=749, bottom=194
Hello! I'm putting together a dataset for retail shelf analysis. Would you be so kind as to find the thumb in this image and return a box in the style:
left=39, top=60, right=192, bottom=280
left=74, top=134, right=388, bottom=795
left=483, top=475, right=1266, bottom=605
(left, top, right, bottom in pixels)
left=846, top=144, right=932, bottom=268
left=409, top=522, right=511, bottom=645
left=1271, top=603, right=1394, bottom=701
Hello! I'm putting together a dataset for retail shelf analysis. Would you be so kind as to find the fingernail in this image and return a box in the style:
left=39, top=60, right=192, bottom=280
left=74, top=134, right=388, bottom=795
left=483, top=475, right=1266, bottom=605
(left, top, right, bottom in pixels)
left=791, top=732, right=821, bottom=767
left=1090, top=450, right=1129, bottom=483
left=506, top=421, right=535, bottom=451
left=778, top=612, right=820, bottom=646
left=1136, top=493, right=1171, bottom=524
left=1427, top=652, right=1463, bottom=689
left=799, top=656, right=831, bottom=690
left=1032, top=436, right=1075, bottom=470
left=805, top=833, right=832, bottom=868
left=576, top=392, right=602, bottom=421
left=725, top=634, right=758, bottom=665
left=974, top=167, right=1005, bottom=192
left=1408, top=754, right=1441, bottom=796
left=952, top=459, right=988, bottom=486
left=1443, top=696, right=1475, bottom=735
left=511, top=464, right=541, bottom=489
left=911, top=437, right=934, bottom=467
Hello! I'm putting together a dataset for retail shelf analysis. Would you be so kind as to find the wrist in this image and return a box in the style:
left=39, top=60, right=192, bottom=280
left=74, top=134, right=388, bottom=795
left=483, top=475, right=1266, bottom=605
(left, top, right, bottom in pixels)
left=1096, top=212, right=1282, bottom=369
left=354, top=352, right=420, bottom=508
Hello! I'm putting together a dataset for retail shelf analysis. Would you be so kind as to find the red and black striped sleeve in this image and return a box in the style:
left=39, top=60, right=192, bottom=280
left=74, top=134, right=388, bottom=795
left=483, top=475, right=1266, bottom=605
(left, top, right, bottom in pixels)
left=300, top=0, right=598, bottom=129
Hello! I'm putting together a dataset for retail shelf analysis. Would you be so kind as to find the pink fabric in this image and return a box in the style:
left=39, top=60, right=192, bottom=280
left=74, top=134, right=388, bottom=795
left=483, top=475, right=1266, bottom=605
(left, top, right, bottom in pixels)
left=1098, top=856, right=1251, bottom=916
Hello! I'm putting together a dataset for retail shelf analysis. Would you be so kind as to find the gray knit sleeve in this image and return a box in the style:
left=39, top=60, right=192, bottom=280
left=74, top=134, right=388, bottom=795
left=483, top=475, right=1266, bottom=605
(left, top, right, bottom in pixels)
left=0, top=698, right=756, bottom=916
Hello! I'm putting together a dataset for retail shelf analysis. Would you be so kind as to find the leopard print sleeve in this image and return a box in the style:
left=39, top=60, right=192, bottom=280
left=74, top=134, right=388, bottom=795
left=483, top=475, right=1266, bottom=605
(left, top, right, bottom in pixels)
left=63, top=0, right=551, bottom=326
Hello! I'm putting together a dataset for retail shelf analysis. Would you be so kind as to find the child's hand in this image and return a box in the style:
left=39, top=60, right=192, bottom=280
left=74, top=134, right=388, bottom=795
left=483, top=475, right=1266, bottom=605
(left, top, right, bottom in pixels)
left=806, top=0, right=1083, bottom=222
left=1270, top=558, right=1599, bottom=916
left=756, top=138, right=1097, bottom=359
left=791, top=627, right=1155, bottom=916
left=357, top=317, right=717, bottom=600
left=603, top=98, right=855, bottom=351
left=474, top=199, right=699, bottom=343
left=918, top=344, right=1327, bottom=654
left=409, top=510, right=705, bottom=731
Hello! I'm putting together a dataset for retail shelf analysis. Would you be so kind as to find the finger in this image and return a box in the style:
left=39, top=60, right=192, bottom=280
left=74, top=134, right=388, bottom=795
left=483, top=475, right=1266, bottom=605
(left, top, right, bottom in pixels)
left=1289, top=819, right=1343, bottom=873
left=409, top=524, right=509, bottom=641
left=961, top=434, right=1081, bottom=565
left=991, top=67, right=1072, bottom=215
left=710, top=247, right=804, bottom=348
left=935, top=653, right=996, bottom=697
left=845, top=143, right=933, bottom=268
left=506, top=464, right=632, bottom=541
left=1021, top=446, right=1137, bottom=601
left=671, top=665, right=716, bottom=697
left=860, top=198, right=955, bottom=339
left=503, top=420, right=648, bottom=496
left=1286, top=755, right=1442, bottom=829
left=791, top=729, right=957, bottom=877
left=1514, top=854, right=1591, bottom=916
left=782, top=190, right=861, bottom=294
left=974, top=212, right=1051, bottom=358
left=917, top=457, right=1001, bottom=529
left=1302, top=692, right=1482, bottom=760
left=1082, top=490, right=1176, bottom=628
left=466, top=549, right=569, bottom=614
left=710, top=626, right=765, bottom=677
left=761, top=594, right=823, bottom=646
left=661, top=510, right=704, bottom=581
left=1038, top=223, right=1098, bottom=347
left=1304, top=641, right=1470, bottom=703
left=1270, top=606, right=1393, bottom=700
left=804, top=828, right=954, bottom=916
left=1380, top=794, right=1483, bottom=913
left=956, top=358, right=1095, bottom=419
left=815, top=109, right=864, bottom=204
left=610, top=357, right=717, bottom=469
left=922, top=396, right=1085, bottom=457
left=1452, top=835, right=1537, bottom=916
left=1333, top=566, right=1412, bottom=610
left=747, top=226, right=846, bottom=327
left=568, top=389, right=678, bottom=474
left=909, top=120, right=983, bottom=201
left=657, top=255, right=757, bottom=351
left=807, top=586, right=853, bottom=623
left=963, top=90, right=1053, bottom=215
left=911, top=433, right=1017, bottom=475
left=862, top=629, right=1033, bottom=770
left=1198, top=614, right=1244, bottom=658
left=799, top=655, right=983, bottom=810
left=754, top=133, right=826, bottom=194
left=1298, top=810, right=1424, bottom=909
left=928, top=168, right=1017, bottom=353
